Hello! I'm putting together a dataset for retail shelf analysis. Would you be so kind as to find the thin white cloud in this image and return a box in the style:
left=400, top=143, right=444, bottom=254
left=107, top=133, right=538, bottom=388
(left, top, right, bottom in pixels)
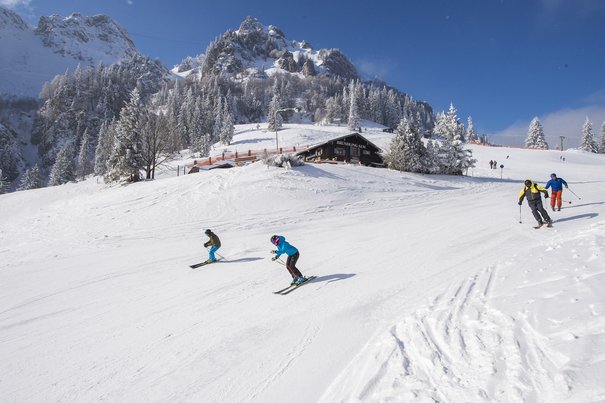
left=539, top=0, right=605, bottom=16
left=126, top=0, right=133, bottom=5
left=355, top=58, right=393, bottom=81
left=491, top=105, right=605, bottom=148
left=0, top=0, right=31, bottom=8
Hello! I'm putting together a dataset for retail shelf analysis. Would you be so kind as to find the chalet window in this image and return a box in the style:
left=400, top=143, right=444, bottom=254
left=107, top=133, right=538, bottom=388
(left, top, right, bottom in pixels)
left=335, top=147, right=346, bottom=156
left=351, top=146, right=360, bottom=157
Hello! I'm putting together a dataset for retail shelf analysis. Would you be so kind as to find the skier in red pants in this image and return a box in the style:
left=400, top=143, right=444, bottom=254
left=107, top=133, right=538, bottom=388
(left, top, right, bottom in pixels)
left=545, top=173, right=568, bottom=211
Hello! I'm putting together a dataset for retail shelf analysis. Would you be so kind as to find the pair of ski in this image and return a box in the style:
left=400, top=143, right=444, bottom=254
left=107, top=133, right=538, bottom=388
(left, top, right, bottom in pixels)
left=273, top=276, right=317, bottom=295
left=190, top=259, right=222, bottom=269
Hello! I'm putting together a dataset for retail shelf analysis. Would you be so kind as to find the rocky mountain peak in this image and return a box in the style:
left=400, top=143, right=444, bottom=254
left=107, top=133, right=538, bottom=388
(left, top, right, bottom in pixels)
left=237, top=16, right=264, bottom=35
left=186, top=16, right=358, bottom=81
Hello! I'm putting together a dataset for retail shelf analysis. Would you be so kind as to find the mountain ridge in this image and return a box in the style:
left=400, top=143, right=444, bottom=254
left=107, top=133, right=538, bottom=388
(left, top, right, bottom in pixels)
left=0, top=6, right=140, bottom=98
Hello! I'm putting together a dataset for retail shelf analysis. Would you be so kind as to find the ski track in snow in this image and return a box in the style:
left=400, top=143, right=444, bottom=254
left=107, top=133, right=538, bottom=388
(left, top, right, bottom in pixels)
left=320, top=220, right=605, bottom=403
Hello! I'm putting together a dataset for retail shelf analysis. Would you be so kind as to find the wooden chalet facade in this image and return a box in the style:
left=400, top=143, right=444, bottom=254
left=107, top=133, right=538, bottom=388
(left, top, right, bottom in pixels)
left=296, top=133, right=384, bottom=167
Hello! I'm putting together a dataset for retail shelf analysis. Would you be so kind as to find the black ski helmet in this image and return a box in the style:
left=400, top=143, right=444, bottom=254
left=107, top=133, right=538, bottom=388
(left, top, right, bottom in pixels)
left=524, top=179, right=532, bottom=187
left=205, top=229, right=212, bottom=235
left=551, top=173, right=557, bottom=178
left=270, top=235, right=280, bottom=245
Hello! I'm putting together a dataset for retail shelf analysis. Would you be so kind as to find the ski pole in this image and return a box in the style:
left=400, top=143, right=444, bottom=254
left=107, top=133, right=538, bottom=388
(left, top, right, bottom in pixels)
left=519, top=205, right=522, bottom=224
left=271, top=253, right=286, bottom=265
left=567, top=188, right=581, bottom=200
left=561, top=199, right=572, bottom=204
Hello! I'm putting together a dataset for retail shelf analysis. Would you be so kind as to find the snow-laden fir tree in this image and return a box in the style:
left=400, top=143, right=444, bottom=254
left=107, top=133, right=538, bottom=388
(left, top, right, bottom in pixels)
left=432, top=111, right=447, bottom=139
left=438, top=127, right=476, bottom=175
left=600, top=121, right=605, bottom=153
left=0, top=123, right=20, bottom=183
left=384, top=117, right=426, bottom=173
left=347, top=81, right=360, bottom=131
left=220, top=99, right=235, bottom=145
left=94, top=120, right=114, bottom=176
left=267, top=90, right=283, bottom=132
left=17, top=165, right=42, bottom=191
left=383, top=124, right=406, bottom=171
left=76, top=128, right=94, bottom=179
left=0, top=168, right=9, bottom=194
left=424, top=140, right=441, bottom=174
left=580, top=117, right=598, bottom=153
left=212, top=96, right=224, bottom=143
left=525, top=117, right=548, bottom=149
left=190, top=98, right=207, bottom=155
left=105, top=88, right=144, bottom=183
left=444, top=103, right=465, bottom=142
left=466, top=116, right=476, bottom=142
left=48, top=143, right=75, bottom=186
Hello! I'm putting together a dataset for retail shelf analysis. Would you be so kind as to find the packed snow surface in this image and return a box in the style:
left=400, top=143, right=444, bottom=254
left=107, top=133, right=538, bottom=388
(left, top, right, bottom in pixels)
left=1, top=124, right=604, bottom=402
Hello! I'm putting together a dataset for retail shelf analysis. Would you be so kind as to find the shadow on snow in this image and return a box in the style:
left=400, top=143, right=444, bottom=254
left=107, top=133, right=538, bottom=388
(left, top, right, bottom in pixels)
left=555, top=213, right=599, bottom=223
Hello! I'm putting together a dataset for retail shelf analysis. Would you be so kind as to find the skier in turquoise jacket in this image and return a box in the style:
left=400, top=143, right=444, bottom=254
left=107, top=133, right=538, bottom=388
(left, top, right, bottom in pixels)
left=270, top=235, right=305, bottom=285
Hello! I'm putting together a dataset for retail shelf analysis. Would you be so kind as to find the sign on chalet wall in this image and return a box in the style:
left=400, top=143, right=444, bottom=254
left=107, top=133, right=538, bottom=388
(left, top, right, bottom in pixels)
left=296, top=133, right=384, bottom=167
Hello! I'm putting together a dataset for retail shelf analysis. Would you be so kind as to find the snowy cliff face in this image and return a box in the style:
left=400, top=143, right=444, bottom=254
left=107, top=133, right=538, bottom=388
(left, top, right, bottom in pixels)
left=175, top=16, right=358, bottom=81
left=34, top=13, right=137, bottom=63
left=0, top=7, right=139, bottom=98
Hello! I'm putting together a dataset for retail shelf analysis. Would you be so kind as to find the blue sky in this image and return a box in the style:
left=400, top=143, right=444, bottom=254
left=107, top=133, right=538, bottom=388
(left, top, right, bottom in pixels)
left=4, top=0, right=605, bottom=146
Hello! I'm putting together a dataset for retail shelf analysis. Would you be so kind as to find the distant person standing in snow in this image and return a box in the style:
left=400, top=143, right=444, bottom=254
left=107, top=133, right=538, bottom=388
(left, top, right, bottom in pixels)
left=489, top=160, right=494, bottom=169
left=203, top=229, right=221, bottom=263
left=270, top=235, right=305, bottom=285
left=493, top=160, right=497, bottom=169
left=518, top=179, right=552, bottom=228
left=545, top=173, right=568, bottom=212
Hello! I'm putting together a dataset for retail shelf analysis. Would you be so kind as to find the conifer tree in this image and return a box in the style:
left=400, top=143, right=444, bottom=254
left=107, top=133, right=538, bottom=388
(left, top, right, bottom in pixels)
left=385, top=118, right=427, bottom=173
left=48, top=143, right=75, bottom=186
left=76, top=128, right=94, bottom=179
left=525, top=117, right=548, bottom=149
left=384, top=124, right=407, bottom=172
left=220, top=100, right=235, bottom=145
left=0, top=168, right=9, bottom=194
left=424, top=140, right=441, bottom=174
left=105, top=88, right=144, bottom=183
left=600, top=121, right=605, bottom=153
left=212, top=96, right=224, bottom=143
left=384, top=89, right=400, bottom=128
left=443, top=103, right=465, bottom=142
left=347, top=81, right=360, bottom=131
left=467, top=116, right=476, bottom=142
left=267, top=91, right=283, bottom=132
left=94, top=121, right=114, bottom=176
left=432, top=112, right=447, bottom=139
left=18, top=165, right=42, bottom=191
left=580, top=117, right=598, bottom=153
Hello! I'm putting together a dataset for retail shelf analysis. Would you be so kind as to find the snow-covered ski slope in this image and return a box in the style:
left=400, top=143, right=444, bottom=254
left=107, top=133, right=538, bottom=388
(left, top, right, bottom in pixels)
left=1, top=125, right=604, bottom=403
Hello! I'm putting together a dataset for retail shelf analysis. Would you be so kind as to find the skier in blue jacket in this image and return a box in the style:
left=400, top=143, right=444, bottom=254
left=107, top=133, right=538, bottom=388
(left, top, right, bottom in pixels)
left=545, top=173, right=568, bottom=211
left=270, top=235, right=305, bottom=284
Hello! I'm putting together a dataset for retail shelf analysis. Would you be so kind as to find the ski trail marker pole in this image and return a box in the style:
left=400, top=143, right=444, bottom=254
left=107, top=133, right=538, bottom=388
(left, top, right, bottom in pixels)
left=568, top=188, right=581, bottom=200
